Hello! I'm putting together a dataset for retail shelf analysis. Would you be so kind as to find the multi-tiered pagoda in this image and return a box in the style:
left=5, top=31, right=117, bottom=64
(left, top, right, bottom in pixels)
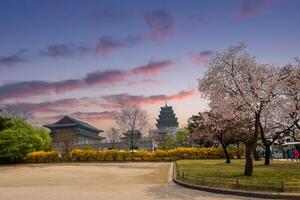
left=155, top=103, right=179, bottom=135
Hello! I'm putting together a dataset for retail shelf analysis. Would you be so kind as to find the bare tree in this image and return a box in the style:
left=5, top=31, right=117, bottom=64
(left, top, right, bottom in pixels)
left=114, top=105, right=148, bottom=155
left=52, top=128, right=78, bottom=158
left=0, top=107, right=33, bottom=121
left=106, top=127, right=121, bottom=149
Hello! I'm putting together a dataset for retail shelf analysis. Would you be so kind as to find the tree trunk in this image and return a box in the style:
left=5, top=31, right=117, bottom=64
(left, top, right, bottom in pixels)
left=220, top=142, right=230, bottom=164
left=253, top=144, right=260, bottom=161
left=264, top=144, right=271, bottom=165
left=244, top=145, right=253, bottom=176
left=244, top=112, right=260, bottom=176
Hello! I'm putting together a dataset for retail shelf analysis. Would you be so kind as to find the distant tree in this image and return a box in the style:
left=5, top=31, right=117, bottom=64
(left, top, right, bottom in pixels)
left=114, top=105, right=148, bottom=155
left=188, top=111, right=239, bottom=163
left=0, top=118, right=51, bottom=163
left=187, top=113, right=216, bottom=147
left=175, top=130, right=190, bottom=147
left=122, top=130, right=142, bottom=150
left=161, top=135, right=176, bottom=150
left=106, top=127, right=121, bottom=149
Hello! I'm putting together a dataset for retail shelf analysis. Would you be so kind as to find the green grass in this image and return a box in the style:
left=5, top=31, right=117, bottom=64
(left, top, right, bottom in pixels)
left=176, top=159, right=300, bottom=192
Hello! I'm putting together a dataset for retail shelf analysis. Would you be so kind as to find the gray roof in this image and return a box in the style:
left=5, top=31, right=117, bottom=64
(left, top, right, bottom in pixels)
left=44, top=115, right=103, bottom=133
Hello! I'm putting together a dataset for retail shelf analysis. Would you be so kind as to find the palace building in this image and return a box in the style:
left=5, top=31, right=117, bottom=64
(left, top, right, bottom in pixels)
left=44, top=115, right=105, bottom=149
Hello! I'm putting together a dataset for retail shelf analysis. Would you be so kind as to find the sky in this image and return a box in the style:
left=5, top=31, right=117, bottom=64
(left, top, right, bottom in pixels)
left=0, top=0, right=300, bottom=133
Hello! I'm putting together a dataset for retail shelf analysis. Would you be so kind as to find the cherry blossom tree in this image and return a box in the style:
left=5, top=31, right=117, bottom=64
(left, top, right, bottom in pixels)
left=198, top=43, right=282, bottom=175
left=188, top=111, right=239, bottom=163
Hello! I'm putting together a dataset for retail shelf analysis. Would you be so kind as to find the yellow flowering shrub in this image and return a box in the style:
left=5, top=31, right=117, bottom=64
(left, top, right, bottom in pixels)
left=25, top=147, right=245, bottom=163
left=136, top=150, right=152, bottom=160
left=24, top=151, right=59, bottom=163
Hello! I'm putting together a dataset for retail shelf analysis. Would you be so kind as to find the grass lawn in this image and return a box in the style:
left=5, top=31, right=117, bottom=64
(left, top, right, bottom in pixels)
left=176, top=159, right=300, bottom=192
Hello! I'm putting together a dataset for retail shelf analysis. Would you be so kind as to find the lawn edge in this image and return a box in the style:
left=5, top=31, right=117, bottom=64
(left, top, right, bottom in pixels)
left=172, top=162, right=300, bottom=200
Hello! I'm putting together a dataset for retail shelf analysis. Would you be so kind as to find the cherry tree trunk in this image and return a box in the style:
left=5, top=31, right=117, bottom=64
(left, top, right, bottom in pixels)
left=264, top=145, right=271, bottom=165
left=220, top=142, right=230, bottom=164
left=244, top=145, right=253, bottom=176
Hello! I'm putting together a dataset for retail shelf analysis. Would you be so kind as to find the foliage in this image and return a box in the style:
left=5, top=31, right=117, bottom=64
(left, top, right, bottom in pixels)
left=0, top=118, right=51, bottom=163
left=198, top=43, right=286, bottom=175
left=160, top=135, right=176, bottom=150
left=0, top=115, right=13, bottom=132
left=160, top=131, right=190, bottom=150
left=25, top=147, right=245, bottom=163
left=175, top=130, right=189, bottom=147
left=25, top=151, right=59, bottom=163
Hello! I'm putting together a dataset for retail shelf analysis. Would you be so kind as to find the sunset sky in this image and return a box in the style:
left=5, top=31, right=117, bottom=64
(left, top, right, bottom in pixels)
left=0, top=0, right=300, bottom=133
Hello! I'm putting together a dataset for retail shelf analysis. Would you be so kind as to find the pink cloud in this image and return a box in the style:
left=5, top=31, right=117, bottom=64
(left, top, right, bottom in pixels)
left=71, top=111, right=114, bottom=123
left=96, top=35, right=142, bottom=55
left=101, top=89, right=197, bottom=108
left=187, top=51, right=214, bottom=66
left=132, top=60, right=174, bottom=75
left=0, top=59, right=173, bottom=102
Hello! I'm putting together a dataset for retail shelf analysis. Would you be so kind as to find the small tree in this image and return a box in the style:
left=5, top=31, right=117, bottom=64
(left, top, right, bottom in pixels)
left=0, top=118, right=51, bottom=163
left=52, top=128, right=78, bottom=158
left=106, top=127, right=121, bottom=149
left=114, top=105, right=148, bottom=156
left=175, top=130, right=190, bottom=147
left=161, top=135, right=176, bottom=150
left=187, top=113, right=216, bottom=147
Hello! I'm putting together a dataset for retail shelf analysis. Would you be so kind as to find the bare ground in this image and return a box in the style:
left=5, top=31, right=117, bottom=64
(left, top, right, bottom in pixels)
left=0, top=162, right=269, bottom=200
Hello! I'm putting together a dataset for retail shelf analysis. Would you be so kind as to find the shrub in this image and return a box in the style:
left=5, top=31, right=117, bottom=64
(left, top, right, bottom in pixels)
left=25, top=147, right=245, bottom=163
left=136, top=150, right=152, bottom=160
left=0, top=118, right=51, bottom=163
left=25, top=151, right=59, bottom=163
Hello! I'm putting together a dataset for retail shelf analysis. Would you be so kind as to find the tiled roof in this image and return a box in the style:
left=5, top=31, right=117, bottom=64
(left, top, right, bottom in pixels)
left=44, top=115, right=103, bottom=133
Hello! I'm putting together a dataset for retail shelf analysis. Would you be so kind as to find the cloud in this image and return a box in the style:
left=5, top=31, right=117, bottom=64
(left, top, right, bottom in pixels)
left=71, top=111, right=114, bottom=122
left=127, top=78, right=164, bottom=86
left=239, top=0, right=276, bottom=19
left=145, top=10, right=176, bottom=40
left=4, top=88, right=196, bottom=126
left=132, top=60, right=174, bottom=75
left=0, top=79, right=84, bottom=101
left=40, top=43, right=92, bottom=58
left=0, top=59, right=173, bottom=102
left=38, top=10, right=175, bottom=58
left=4, top=98, right=83, bottom=113
left=84, top=70, right=128, bottom=85
left=0, top=49, right=28, bottom=67
left=187, top=51, right=214, bottom=65
left=96, top=35, right=142, bottom=55
left=101, top=89, right=197, bottom=108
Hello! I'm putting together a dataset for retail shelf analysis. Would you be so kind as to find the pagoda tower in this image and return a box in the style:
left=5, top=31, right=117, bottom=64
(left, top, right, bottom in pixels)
left=155, top=103, right=179, bottom=135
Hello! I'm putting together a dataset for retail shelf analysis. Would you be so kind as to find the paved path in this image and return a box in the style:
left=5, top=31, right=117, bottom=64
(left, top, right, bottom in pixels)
left=0, top=163, right=270, bottom=200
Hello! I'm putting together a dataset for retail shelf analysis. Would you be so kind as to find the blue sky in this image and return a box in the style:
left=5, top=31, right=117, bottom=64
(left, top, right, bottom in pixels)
left=0, top=0, right=299, bottom=131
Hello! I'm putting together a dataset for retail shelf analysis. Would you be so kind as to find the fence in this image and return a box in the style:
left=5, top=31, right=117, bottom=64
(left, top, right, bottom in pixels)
left=174, top=162, right=300, bottom=192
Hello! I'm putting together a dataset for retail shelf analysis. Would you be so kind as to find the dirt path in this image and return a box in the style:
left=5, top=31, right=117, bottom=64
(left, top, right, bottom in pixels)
left=0, top=163, right=268, bottom=200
